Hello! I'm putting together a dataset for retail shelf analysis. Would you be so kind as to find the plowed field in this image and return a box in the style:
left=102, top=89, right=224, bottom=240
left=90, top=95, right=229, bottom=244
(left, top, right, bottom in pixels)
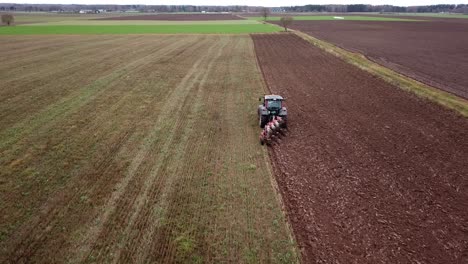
left=99, top=14, right=244, bottom=21
left=0, top=35, right=296, bottom=263
left=280, top=20, right=468, bottom=99
left=252, top=34, right=468, bottom=263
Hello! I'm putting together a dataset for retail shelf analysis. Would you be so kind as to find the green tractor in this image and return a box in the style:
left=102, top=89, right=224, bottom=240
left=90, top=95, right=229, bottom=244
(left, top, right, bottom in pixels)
left=258, top=95, right=287, bottom=128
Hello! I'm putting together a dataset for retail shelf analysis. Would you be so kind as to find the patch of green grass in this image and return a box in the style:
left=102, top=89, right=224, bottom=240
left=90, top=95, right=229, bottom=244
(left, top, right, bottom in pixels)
left=244, top=248, right=258, bottom=263
left=175, top=235, right=196, bottom=254
left=0, top=230, right=7, bottom=242
left=0, top=24, right=281, bottom=35
left=240, top=163, right=257, bottom=171
left=27, top=19, right=259, bottom=26
left=248, top=15, right=420, bottom=21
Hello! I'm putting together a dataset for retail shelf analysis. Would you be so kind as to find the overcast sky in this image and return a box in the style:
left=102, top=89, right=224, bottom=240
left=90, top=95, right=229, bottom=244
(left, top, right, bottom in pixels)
left=7, top=0, right=466, bottom=7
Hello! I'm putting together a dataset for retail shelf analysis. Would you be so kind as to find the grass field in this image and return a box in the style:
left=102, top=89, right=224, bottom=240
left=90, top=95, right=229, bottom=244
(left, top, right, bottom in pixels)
left=0, top=35, right=297, bottom=262
left=247, top=15, right=420, bottom=21
left=0, top=24, right=281, bottom=34
left=0, top=13, right=420, bottom=35
left=27, top=20, right=260, bottom=26
left=1, top=12, right=281, bottom=34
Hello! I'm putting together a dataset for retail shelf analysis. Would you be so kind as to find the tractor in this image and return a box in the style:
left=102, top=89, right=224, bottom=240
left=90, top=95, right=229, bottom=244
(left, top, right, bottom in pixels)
left=258, top=95, right=287, bottom=128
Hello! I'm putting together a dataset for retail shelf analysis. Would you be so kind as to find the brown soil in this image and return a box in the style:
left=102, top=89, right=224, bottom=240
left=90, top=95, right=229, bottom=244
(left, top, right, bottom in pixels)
left=97, top=14, right=244, bottom=21
left=275, top=20, right=468, bottom=99
left=252, top=33, right=468, bottom=263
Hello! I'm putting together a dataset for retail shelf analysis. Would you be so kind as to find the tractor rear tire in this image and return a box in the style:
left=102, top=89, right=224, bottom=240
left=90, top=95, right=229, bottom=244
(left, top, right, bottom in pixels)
left=281, top=117, right=288, bottom=128
left=259, top=115, right=268, bottom=128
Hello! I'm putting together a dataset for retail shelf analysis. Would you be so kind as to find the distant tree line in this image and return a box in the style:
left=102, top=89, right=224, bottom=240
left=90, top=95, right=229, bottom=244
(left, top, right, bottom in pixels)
left=1, top=3, right=468, bottom=14
left=0, top=4, right=265, bottom=13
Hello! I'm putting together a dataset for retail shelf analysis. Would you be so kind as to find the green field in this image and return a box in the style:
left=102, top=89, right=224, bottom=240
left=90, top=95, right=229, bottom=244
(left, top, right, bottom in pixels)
left=0, top=12, right=280, bottom=35
left=27, top=20, right=259, bottom=26
left=0, top=13, right=423, bottom=35
left=0, top=24, right=281, bottom=35
left=247, top=15, right=420, bottom=21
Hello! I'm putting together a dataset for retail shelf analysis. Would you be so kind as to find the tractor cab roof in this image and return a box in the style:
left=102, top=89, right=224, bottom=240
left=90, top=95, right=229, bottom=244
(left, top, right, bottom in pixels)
left=264, top=95, right=284, bottom=101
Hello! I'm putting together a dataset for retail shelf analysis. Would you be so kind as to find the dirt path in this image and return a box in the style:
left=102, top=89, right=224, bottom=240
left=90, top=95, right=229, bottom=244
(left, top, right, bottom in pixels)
left=252, top=33, right=468, bottom=263
left=0, top=35, right=296, bottom=263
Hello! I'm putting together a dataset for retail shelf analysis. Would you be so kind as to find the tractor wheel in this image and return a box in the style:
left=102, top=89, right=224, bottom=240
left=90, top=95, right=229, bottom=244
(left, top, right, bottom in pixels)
left=281, top=117, right=288, bottom=128
left=259, top=115, right=268, bottom=128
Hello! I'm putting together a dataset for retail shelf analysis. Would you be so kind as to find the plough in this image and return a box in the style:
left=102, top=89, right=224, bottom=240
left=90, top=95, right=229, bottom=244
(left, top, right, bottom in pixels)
left=258, top=94, right=288, bottom=145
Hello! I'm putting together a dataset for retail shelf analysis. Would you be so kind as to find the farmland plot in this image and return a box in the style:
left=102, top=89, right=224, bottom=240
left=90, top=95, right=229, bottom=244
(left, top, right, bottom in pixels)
left=0, top=35, right=296, bottom=263
left=97, top=14, right=244, bottom=20
left=253, top=34, right=468, bottom=264
left=282, top=20, right=468, bottom=98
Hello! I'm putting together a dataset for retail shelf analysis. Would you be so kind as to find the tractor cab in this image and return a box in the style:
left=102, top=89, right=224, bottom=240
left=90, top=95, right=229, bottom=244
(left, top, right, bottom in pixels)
left=258, top=95, right=287, bottom=128
left=262, top=95, right=284, bottom=114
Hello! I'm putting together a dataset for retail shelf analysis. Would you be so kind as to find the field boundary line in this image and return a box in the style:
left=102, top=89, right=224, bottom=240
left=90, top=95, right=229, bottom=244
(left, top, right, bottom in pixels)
left=251, top=34, right=301, bottom=264
left=292, top=30, right=468, bottom=117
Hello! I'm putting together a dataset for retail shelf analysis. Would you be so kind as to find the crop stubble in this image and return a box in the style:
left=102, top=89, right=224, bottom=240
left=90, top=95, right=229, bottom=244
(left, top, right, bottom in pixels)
left=252, top=34, right=468, bottom=263
left=0, top=35, right=296, bottom=263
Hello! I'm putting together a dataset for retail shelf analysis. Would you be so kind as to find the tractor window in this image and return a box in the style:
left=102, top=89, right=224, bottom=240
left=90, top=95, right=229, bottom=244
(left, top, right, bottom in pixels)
left=266, top=100, right=281, bottom=109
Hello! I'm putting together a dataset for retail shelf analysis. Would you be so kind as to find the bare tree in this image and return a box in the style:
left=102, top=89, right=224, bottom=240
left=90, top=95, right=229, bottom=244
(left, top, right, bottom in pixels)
left=279, top=16, right=293, bottom=32
left=1, top=14, right=14, bottom=26
left=261, top=7, right=270, bottom=21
